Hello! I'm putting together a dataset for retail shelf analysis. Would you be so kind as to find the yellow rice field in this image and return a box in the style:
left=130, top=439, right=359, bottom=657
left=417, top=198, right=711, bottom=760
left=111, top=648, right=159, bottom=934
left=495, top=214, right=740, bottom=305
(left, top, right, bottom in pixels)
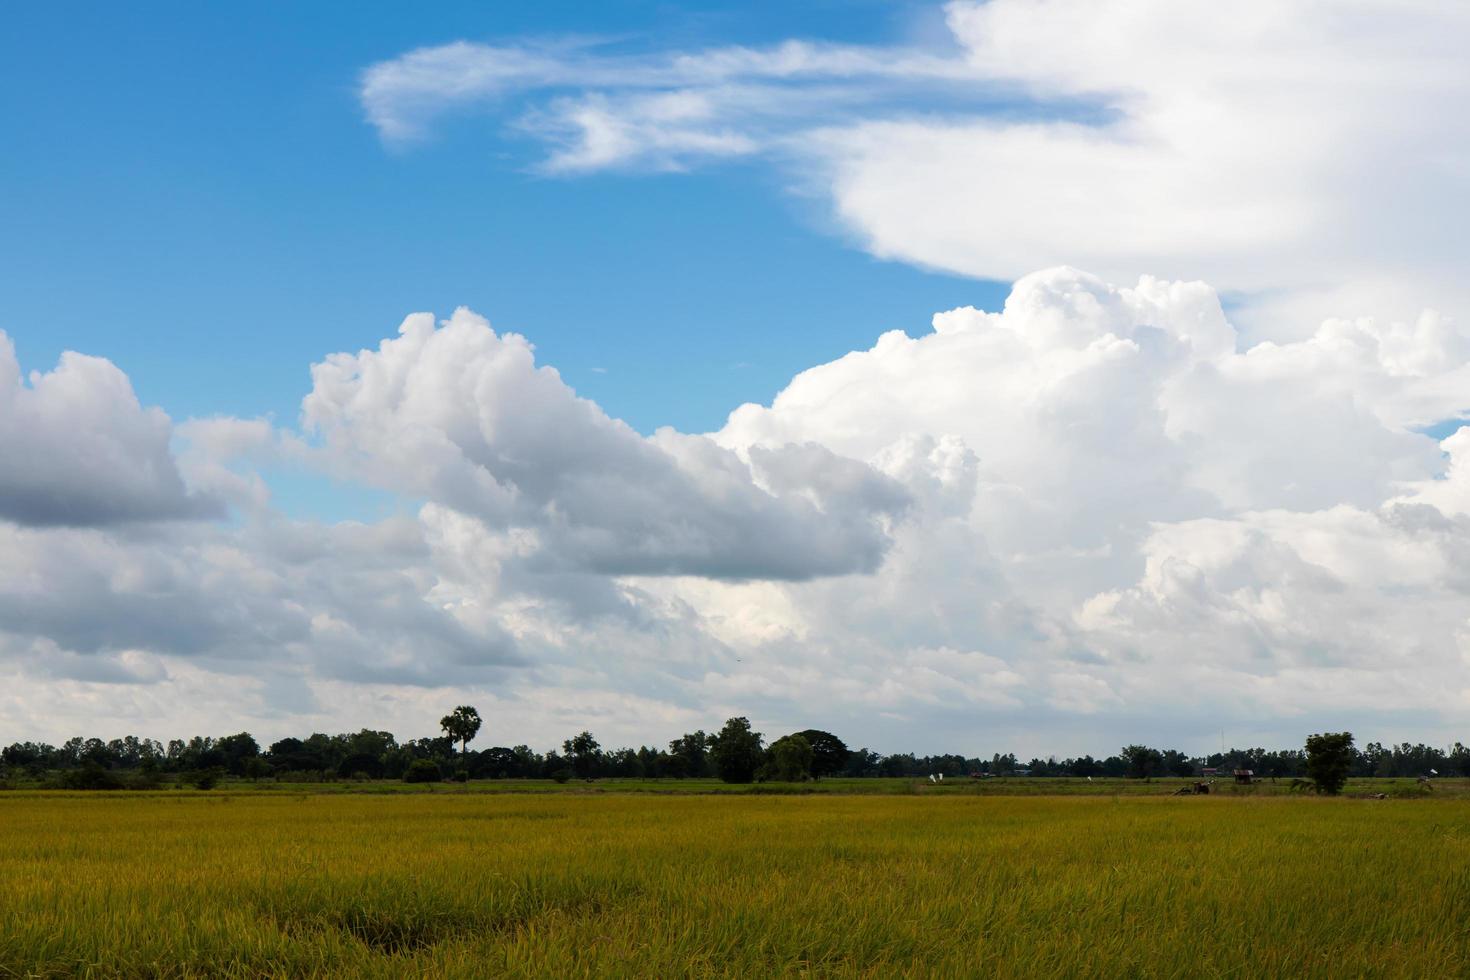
left=2, top=792, right=1468, bottom=977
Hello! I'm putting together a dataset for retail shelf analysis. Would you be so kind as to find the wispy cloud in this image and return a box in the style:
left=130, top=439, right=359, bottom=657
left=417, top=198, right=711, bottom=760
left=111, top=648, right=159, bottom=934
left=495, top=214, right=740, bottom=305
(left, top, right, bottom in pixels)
left=359, top=33, right=1023, bottom=172
left=360, top=1, right=1470, bottom=327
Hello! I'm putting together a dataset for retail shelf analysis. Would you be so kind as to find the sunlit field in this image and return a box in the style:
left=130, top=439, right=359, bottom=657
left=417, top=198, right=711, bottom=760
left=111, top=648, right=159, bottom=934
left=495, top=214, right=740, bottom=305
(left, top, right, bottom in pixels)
left=3, top=788, right=1469, bottom=977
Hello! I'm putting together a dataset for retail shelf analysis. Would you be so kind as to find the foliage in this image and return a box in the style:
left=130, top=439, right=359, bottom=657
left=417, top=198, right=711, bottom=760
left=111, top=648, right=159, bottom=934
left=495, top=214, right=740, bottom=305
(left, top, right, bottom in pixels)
left=439, top=707, right=482, bottom=756
left=57, top=763, right=125, bottom=791
left=215, top=733, right=261, bottom=775
left=562, top=731, right=602, bottom=780
left=188, top=768, right=225, bottom=791
left=793, top=730, right=849, bottom=779
left=1121, top=745, right=1165, bottom=780
left=1305, top=731, right=1356, bottom=795
left=709, top=717, right=764, bottom=784
left=667, top=731, right=711, bottom=778
left=761, top=734, right=814, bottom=782
left=403, top=760, right=441, bottom=784
left=7, top=718, right=1470, bottom=789
left=337, top=752, right=383, bottom=780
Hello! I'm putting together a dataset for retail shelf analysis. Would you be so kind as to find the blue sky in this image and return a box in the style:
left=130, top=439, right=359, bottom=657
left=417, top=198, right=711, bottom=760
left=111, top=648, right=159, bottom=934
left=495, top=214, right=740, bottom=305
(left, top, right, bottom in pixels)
left=0, top=0, right=1003, bottom=444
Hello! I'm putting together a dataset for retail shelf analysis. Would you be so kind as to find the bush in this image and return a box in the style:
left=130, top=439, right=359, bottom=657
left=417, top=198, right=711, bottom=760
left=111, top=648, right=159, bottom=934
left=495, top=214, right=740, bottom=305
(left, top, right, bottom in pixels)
left=550, top=768, right=573, bottom=784
left=336, top=752, right=382, bottom=780
left=452, top=767, right=469, bottom=783
left=125, top=769, right=166, bottom=790
left=59, top=764, right=125, bottom=791
left=276, top=769, right=326, bottom=783
left=188, top=768, right=225, bottom=790
left=403, top=759, right=441, bottom=783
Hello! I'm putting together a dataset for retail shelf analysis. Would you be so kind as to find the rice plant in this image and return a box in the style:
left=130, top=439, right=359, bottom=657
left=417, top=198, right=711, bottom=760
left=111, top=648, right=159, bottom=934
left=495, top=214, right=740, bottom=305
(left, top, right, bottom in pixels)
left=1, top=792, right=1467, bottom=977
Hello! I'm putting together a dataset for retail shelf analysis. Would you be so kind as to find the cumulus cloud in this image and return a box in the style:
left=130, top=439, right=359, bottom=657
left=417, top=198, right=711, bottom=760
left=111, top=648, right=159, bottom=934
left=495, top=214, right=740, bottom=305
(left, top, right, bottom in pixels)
left=7, top=270, right=1470, bottom=751
left=0, top=333, right=221, bottom=526
left=689, top=267, right=1470, bottom=746
left=359, top=1, right=1470, bottom=326
left=301, top=308, right=907, bottom=580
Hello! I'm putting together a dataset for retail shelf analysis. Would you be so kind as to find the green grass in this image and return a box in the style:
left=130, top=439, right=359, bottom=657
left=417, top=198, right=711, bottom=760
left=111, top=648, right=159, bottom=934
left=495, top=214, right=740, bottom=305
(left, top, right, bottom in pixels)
left=2, top=791, right=1469, bottom=977
left=12, top=774, right=1460, bottom=797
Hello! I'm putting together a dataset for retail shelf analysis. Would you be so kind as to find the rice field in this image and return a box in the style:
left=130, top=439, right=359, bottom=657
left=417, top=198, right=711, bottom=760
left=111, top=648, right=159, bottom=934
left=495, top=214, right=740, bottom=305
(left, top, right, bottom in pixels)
left=3, top=790, right=1468, bottom=977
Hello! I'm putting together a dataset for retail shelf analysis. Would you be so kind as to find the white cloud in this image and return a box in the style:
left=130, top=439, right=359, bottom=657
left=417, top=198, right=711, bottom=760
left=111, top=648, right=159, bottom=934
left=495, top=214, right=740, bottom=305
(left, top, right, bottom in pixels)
left=301, top=308, right=907, bottom=580
left=0, top=333, right=222, bottom=526
left=359, top=1, right=1470, bottom=327
left=6, top=270, right=1470, bottom=752
left=695, top=267, right=1470, bottom=746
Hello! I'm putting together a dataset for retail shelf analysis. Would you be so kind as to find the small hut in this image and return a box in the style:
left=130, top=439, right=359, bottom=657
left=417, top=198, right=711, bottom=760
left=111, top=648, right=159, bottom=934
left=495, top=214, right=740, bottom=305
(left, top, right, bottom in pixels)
left=1233, top=768, right=1254, bottom=785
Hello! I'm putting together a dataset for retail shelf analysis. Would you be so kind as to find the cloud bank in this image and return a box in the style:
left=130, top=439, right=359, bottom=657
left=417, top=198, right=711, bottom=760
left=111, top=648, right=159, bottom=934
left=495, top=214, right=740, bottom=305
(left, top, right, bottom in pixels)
left=3, top=269, right=1469, bottom=752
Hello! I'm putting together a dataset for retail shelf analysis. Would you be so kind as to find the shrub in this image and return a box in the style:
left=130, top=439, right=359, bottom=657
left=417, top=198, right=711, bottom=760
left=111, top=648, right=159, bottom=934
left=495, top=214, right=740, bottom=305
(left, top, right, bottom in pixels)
left=550, top=768, right=573, bottom=784
left=336, top=752, right=382, bottom=780
left=188, top=768, right=225, bottom=790
left=125, top=769, right=166, bottom=790
left=452, top=768, right=469, bottom=783
left=403, top=759, right=441, bottom=784
left=276, top=769, right=325, bottom=783
left=60, top=764, right=125, bottom=791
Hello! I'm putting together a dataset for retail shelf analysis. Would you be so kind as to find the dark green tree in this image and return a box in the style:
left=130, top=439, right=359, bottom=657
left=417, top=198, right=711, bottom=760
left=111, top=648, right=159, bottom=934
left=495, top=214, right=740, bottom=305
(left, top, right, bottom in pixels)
left=563, top=731, right=602, bottom=779
left=710, top=717, right=764, bottom=783
left=763, top=733, right=814, bottom=782
left=1121, top=744, right=1164, bottom=780
left=216, top=732, right=260, bottom=776
left=403, top=759, right=441, bottom=783
left=477, top=746, right=520, bottom=779
left=440, top=706, right=482, bottom=756
left=668, top=731, right=711, bottom=778
left=337, top=751, right=383, bottom=779
left=1305, top=731, right=1355, bottom=795
left=793, top=730, right=849, bottom=779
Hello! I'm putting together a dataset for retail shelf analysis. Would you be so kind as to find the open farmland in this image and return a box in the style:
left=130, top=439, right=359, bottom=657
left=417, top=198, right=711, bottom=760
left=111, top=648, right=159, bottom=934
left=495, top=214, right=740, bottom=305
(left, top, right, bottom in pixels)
left=3, top=791, right=1469, bottom=978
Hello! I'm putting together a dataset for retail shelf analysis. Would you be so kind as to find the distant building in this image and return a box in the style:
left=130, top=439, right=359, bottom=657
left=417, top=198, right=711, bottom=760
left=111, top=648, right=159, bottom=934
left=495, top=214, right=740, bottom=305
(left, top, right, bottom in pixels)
left=1233, top=768, right=1254, bottom=784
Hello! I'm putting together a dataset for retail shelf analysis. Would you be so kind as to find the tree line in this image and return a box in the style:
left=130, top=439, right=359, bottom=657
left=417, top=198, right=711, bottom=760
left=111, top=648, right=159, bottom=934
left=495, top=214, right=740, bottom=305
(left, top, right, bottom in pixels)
left=2, top=707, right=1466, bottom=789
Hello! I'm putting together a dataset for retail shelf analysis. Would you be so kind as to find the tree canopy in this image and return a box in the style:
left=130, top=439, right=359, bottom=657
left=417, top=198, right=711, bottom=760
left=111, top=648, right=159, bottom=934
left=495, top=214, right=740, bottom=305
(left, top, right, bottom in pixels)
left=440, top=706, right=482, bottom=756
left=710, top=717, right=764, bottom=784
left=794, top=729, right=850, bottom=779
left=1305, top=731, right=1355, bottom=795
left=763, top=734, right=814, bottom=782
